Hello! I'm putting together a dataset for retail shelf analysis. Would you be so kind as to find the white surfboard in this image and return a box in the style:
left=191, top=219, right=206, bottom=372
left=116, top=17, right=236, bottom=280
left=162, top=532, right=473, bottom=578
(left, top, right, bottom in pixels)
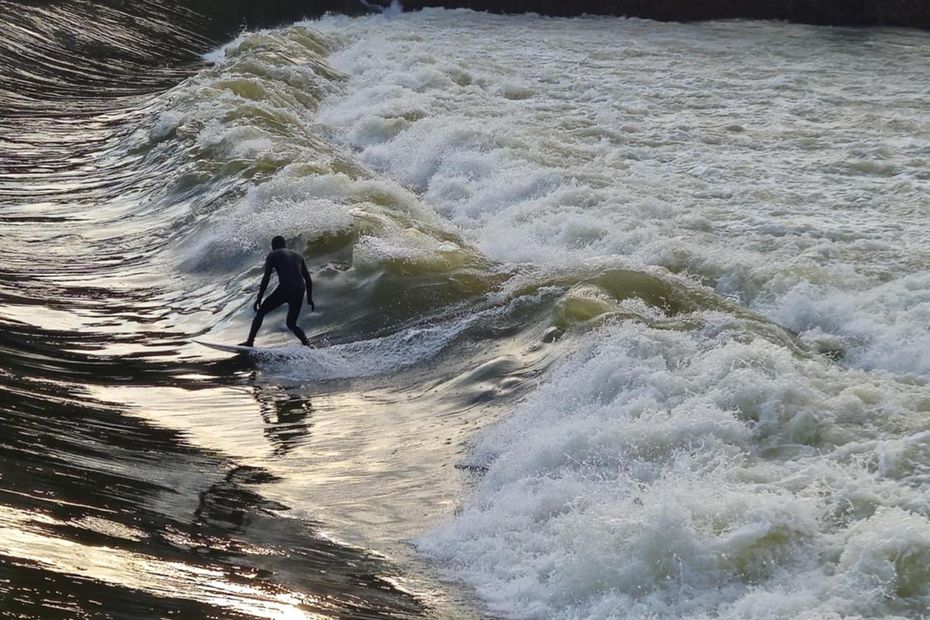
left=194, top=340, right=275, bottom=354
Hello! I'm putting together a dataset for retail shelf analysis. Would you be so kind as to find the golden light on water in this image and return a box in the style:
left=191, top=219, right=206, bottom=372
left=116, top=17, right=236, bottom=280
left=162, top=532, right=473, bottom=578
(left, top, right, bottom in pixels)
left=0, top=505, right=327, bottom=619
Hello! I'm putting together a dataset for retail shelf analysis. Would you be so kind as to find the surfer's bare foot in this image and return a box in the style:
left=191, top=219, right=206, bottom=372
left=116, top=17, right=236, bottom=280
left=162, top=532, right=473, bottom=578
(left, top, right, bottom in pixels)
left=238, top=341, right=253, bottom=348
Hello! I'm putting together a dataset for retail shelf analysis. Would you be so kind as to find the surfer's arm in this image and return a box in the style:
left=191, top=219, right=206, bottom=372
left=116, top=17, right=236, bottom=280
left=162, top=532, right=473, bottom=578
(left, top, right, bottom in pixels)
left=301, top=259, right=315, bottom=311
left=254, top=256, right=273, bottom=311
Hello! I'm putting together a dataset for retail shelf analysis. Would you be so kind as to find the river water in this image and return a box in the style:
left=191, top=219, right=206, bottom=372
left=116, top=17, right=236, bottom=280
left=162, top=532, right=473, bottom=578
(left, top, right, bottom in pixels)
left=2, top=5, right=930, bottom=619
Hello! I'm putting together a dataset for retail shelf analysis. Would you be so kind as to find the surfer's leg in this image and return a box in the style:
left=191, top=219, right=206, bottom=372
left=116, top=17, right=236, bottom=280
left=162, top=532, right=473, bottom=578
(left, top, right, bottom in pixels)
left=285, top=293, right=309, bottom=346
left=242, top=288, right=286, bottom=345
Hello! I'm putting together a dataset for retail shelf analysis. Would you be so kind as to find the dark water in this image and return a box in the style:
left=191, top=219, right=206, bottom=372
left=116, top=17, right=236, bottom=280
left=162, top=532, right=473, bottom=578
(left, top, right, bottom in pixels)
left=0, top=2, right=431, bottom=617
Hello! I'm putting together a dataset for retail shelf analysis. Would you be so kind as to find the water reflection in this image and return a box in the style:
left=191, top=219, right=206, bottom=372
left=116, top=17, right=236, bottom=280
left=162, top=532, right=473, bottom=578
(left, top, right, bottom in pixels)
left=0, top=320, right=427, bottom=619
left=254, top=384, right=314, bottom=457
left=1, top=2, right=446, bottom=617
left=194, top=465, right=285, bottom=532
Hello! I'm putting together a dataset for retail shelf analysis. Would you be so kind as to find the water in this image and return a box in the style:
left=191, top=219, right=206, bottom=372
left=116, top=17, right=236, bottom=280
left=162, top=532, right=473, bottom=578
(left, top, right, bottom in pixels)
left=3, top=4, right=930, bottom=619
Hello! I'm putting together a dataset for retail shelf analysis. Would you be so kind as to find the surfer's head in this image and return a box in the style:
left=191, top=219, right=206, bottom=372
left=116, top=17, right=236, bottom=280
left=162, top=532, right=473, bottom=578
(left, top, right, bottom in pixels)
left=271, top=235, right=286, bottom=250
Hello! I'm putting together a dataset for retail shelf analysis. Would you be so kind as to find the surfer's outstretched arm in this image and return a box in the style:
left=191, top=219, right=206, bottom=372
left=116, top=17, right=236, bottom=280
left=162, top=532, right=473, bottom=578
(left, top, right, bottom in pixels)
left=301, top=259, right=315, bottom=312
left=254, top=255, right=273, bottom=311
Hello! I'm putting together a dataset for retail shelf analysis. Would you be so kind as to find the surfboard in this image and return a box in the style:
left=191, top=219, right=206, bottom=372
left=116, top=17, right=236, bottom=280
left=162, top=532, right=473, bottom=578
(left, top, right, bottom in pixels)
left=194, top=340, right=314, bottom=357
left=194, top=340, right=268, bottom=354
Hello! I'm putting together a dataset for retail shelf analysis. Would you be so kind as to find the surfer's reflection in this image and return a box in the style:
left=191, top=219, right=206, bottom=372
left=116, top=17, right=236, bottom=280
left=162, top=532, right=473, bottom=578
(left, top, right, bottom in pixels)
left=252, top=384, right=313, bottom=456
left=193, top=466, right=284, bottom=533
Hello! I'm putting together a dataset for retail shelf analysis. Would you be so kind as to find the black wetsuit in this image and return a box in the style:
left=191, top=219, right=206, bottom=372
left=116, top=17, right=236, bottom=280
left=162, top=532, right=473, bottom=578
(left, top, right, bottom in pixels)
left=245, top=248, right=312, bottom=345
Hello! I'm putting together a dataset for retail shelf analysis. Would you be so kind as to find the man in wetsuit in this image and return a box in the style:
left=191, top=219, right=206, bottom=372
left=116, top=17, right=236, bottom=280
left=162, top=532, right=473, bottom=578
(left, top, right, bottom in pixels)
left=240, top=235, right=314, bottom=347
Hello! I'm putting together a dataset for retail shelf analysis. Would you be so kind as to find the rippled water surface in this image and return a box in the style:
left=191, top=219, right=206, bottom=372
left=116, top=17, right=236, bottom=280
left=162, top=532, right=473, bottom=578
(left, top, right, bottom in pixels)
left=3, top=5, right=930, bottom=619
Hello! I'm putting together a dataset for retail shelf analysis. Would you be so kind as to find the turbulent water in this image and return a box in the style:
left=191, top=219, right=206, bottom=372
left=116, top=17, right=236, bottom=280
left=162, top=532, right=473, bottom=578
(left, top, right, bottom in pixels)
left=3, top=4, right=930, bottom=619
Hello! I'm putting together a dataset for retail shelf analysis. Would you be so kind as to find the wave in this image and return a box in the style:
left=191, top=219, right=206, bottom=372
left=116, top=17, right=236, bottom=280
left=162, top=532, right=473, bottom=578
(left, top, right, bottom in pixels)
left=418, top=317, right=930, bottom=618
left=299, top=11, right=930, bottom=619
left=5, top=5, right=930, bottom=620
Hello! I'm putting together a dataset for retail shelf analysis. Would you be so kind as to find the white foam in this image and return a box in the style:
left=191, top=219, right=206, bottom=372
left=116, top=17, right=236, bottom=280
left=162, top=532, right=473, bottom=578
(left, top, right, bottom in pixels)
left=149, top=111, right=184, bottom=143
left=313, top=11, right=930, bottom=380
left=761, top=274, right=930, bottom=380
left=179, top=171, right=357, bottom=268
left=418, top=319, right=930, bottom=618
left=254, top=296, right=529, bottom=381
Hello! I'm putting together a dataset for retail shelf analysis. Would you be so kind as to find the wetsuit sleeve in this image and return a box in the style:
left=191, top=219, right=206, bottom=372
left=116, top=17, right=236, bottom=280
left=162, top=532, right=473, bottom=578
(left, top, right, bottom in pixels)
left=257, top=254, right=273, bottom=299
left=301, top=259, right=313, bottom=301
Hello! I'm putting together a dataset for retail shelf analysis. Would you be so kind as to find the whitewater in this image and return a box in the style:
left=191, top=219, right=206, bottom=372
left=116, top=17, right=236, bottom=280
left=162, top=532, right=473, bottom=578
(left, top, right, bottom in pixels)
left=155, top=10, right=930, bottom=618
left=4, top=5, right=930, bottom=619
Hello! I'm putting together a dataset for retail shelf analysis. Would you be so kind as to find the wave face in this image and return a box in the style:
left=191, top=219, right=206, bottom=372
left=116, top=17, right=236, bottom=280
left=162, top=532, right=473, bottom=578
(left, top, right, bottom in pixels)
left=4, top=4, right=930, bottom=619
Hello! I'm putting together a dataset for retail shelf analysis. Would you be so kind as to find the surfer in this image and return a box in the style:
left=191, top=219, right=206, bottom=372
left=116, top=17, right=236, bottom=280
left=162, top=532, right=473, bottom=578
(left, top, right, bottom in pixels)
left=240, top=236, right=314, bottom=347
